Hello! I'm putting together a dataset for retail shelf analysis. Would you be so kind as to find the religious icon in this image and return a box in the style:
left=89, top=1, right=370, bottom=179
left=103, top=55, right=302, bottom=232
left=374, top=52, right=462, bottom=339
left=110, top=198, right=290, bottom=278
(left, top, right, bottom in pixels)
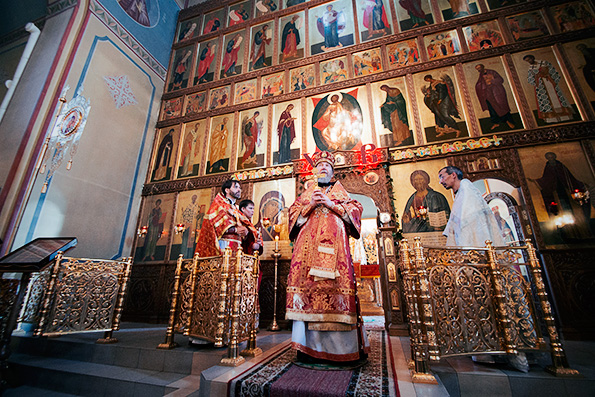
left=290, top=64, right=315, bottom=92
left=273, top=101, right=300, bottom=164
left=390, top=160, right=453, bottom=246
left=386, top=39, right=420, bottom=69
left=202, top=8, right=225, bottom=34
left=396, top=0, right=433, bottom=31
left=320, top=56, right=349, bottom=84
left=168, top=46, right=194, bottom=92
left=221, top=32, right=245, bottom=78
left=462, top=57, right=522, bottom=134
left=151, top=127, right=180, bottom=182
left=311, top=90, right=363, bottom=151
left=177, top=121, right=205, bottom=178
left=401, top=169, right=451, bottom=233
left=356, top=0, right=392, bottom=42
left=551, top=1, right=595, bottom=33
left=505, top=11, right=549, bottom=41
left=285, top=0, right=305, bottom=7
left=255, top=0, right=278, bottom=16
left=563, top=39, right=595, bottom=111
left=235, top=79, right=257, bottom=104
left=161, top=97, right=182, bottom=120
left=206, top=114, right=233, bottom=174
left=177, top=17, right=200, bottom=42
left=485, top=0, right=525, bottom=10
left=353, top=48, right=383, bottom=76
left=438, top=0, right=480, bottom=21
left=135, top=194, right=175, bottom=262
left=237, top=107, right=267, bottom=170
left=518, top=142, right=595, bottom=247
left=387, top=262, right=397, bottom=282
left=414, top=67, right=469, bottom=143
left=279, top=12, right=305, bottom=63
left=194, top=39, right=218, bottom=85
left=424, top=30, right=461, bottom=60
left=372, top=78, right=414, bottom=147
left=262, top=72, right=284, bottom=98
left=250, top=22, right=274, bottom=71
left=309, top=0, right=355, bottom=55
left=184, top=92, right=206, bottom=116
left=512, top=48, right=580, bottom=126
left=170, top=189, right=210, bottom=260
left=209, top=85, right=230, bottom=110
left=463, top=21, right=505, bottom=52
left=119, top=0, right=151, bottom=27
left=228, top=1, right=251, bottom=27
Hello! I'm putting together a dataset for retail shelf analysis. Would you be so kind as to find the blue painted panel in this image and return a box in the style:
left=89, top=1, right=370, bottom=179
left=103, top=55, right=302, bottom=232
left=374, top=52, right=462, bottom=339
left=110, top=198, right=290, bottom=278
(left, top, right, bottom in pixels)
left=97, top=0, right=180, bottom=67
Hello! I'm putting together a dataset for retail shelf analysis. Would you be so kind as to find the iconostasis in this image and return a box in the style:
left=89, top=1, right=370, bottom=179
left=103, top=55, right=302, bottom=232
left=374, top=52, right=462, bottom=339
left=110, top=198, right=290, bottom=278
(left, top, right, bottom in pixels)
left=135, top=0, right=595, bottom=265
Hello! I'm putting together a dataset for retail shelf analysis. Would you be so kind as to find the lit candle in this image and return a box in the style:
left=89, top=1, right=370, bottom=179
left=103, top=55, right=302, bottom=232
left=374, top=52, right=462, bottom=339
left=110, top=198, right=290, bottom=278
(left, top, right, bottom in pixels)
left=275, top=235, right=279, bottom=251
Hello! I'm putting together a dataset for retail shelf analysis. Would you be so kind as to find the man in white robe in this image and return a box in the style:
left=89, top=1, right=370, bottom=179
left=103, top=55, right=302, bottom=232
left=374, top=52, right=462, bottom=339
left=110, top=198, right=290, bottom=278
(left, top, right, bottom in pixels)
left=438, top=165, right=528, bottom=372
left=438, top=166, right=504, bottom=247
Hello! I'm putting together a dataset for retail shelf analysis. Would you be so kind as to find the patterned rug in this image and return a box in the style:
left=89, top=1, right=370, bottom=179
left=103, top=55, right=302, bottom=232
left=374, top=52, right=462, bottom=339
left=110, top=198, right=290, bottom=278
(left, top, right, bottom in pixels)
left=228, top=330, right=399, bottom=397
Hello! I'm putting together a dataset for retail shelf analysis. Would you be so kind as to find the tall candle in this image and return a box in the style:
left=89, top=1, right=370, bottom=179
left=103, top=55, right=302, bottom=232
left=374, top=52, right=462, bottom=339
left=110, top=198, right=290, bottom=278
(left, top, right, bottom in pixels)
left=275, top=235, right=279, bottom=251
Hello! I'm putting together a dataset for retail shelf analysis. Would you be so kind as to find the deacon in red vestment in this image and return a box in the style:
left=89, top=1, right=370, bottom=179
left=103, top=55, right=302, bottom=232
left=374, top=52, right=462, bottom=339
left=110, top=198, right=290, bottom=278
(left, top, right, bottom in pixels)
left=194, top=179, right=249, bottom=257
left=286, top=151, right=368, bottom=363
left=239, top=199, right=264, bottom=256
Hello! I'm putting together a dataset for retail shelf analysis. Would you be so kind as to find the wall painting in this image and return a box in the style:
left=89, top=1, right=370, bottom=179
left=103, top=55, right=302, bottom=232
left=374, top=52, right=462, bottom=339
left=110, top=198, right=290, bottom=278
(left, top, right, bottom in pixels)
left=279, top=12, right=305, bottom=63
left=518, top=142, right=595, bottom=248
left=272, top=100, right=302, bottom=165
left=389, top=159, right=452, bottom=247
left=221, top=32, right=246, bottom=78
left=134, top=193, right=176, bottom=263
left=177, top=120, right=206, bottom=179
left=395, top=0, right=434, bottom=32
left=170, top=189, right=212, bottom=259
left=249, top=21, right=274, bottom=71
left=413, top=66, right=469, bottom=143
left=150, top=126, right=181, bottom=182
left=353, top=47, right=383, bottom=76
left=309, top=0, right=355, bottom=55
left=195, top=38, right=218, bottom=85
left=234, top=79, right=257, bottom=104
left=237, top=106, right=268, bottom=170
left=209, top=85, right=230, bottom=110
left=206, top=113, right=233, bottom=174
left=320, top=56, right=349, bottom=84
left=462, top=56, right=522, bottom=134
left=356, top=0, right=392, bottom=42
left=370, top=77, right=415, bottom=147
left=511, top=47, right=581, bottom=127
left=262, top=72, right=285, bottom=97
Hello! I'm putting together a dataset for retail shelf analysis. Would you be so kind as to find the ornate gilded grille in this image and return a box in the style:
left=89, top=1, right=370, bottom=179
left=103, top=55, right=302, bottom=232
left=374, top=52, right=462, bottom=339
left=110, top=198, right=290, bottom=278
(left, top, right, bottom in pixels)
left=28, top=254, right=132, bottom=338
left=401, top=238, right=579, bottom=383
left=159, top=248, right=260, bottom=366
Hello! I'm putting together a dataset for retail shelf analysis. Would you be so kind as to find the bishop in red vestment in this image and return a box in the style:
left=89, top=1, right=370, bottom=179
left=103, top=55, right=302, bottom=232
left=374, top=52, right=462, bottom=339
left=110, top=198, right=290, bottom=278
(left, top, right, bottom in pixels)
left=286, top=151, right=368, bottom=363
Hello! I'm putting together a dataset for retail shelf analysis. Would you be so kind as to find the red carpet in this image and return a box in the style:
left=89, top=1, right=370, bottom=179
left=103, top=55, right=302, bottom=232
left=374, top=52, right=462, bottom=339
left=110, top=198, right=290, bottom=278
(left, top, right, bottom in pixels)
left=228, top=330, right=399, bottom=397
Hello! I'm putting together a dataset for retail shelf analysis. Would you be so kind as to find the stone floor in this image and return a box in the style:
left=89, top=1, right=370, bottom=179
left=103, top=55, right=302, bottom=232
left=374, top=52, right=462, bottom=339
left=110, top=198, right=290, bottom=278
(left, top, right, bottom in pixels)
left=5, top=318, right=595, bottom=396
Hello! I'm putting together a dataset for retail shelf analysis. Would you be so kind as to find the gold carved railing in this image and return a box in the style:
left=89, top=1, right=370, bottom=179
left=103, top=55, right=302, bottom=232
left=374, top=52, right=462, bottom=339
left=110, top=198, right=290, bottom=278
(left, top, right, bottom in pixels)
left=158, top=248, right=261, bottom=366
left=400, top=238, right=580, bottom=383
left=20, top=253, right=132, bottom=343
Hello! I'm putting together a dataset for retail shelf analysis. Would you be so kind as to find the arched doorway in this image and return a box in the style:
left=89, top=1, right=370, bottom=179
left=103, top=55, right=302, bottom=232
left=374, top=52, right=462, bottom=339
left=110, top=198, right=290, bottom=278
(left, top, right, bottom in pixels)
left=350, top=193, right=384, bottom=316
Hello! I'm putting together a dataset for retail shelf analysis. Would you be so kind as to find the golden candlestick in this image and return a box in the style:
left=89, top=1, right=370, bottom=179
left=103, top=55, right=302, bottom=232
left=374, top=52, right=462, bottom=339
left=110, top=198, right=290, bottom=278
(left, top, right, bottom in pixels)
left=269, top=237, right=281, bottom=332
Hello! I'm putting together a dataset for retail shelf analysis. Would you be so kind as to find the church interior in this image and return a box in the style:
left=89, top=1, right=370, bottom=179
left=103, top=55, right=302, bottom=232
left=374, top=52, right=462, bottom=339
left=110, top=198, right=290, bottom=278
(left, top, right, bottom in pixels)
left=1, top=0, right=595, bottom=395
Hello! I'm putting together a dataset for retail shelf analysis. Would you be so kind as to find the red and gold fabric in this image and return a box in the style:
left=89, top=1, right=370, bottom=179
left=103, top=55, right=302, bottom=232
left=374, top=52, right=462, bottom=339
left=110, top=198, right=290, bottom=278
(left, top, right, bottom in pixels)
left=195, top=193, right=243, bottom=257
left=239, top=212, right=263, bottom=256
left=286, top=181, right=362, bottom=326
